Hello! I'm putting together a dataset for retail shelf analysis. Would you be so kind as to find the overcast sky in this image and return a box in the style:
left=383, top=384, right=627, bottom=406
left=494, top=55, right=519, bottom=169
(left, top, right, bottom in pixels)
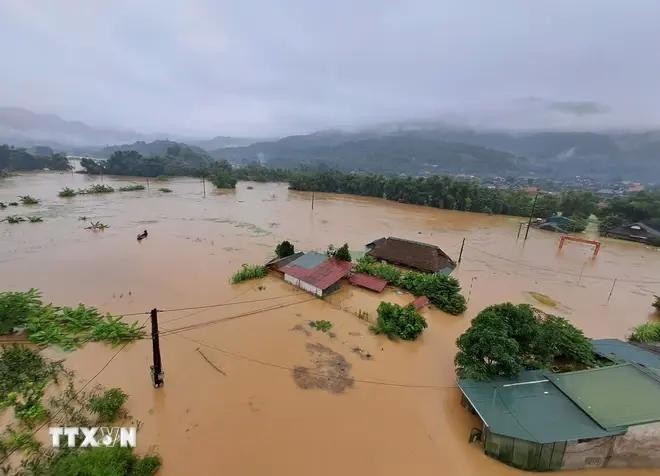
left=1, top=0, right=659, bottom=137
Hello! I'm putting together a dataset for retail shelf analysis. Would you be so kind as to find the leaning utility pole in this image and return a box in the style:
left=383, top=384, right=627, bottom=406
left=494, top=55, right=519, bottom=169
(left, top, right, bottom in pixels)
left=524, top=193, right=539, bottom=241
left=202, top=176, right=206, bottom=198
left=311, top=191, right=315, bottom=210
left=150, top=308, right=164, bottom=388
left=458, top=237, right=466, bottom=263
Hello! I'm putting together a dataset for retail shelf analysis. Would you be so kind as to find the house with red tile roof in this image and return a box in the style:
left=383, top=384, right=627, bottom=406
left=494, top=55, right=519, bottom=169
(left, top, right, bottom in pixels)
left=280, top=252, right=352, bottom=297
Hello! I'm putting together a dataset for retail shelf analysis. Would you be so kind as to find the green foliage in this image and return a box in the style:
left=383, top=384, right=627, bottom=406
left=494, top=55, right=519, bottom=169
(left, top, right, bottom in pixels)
left=158, top=187, right=172, bottom=193
left=19, top=195, right=40, bottom=205
left=80, top=157, right=105, bottom=175
left=275, top=240, right=295, bottom=258
left=371, top=302, right=427, bottom=341
left=0, top=288, right=42, bottom=334
left=78, top=184, right=115, bottom=194
left=49, top=447, right=161, bottom=476
left=25, top=304, right=145, bottom=350
left=209, top=161, right=237, bottom=189
left=88, top=388, right=128, bottom=423
left=355, top=256, right=466, bottom=315
left=28, top=216, right=43, bottom=223
left=332, top=243, right=352, bottom=262
left=455, top=303, right=595, bottom=380
left=85, top=221, right=110, bottom=230
left=59, top=187, right=77, bottom=197
left=598, top=190, right=660, bottom=224
left=118, top=184, right=146, bottom=192
left=1, top=428, right=42, bottom=455
left=0, top=144, right=71, bottom=172
left=5, top=215, right=25, bottom=224
left=231, top=264, right=268, bottom=284
left=630, top=321, right=660, bottom=343
left=309, top=320, right=333, bottom=332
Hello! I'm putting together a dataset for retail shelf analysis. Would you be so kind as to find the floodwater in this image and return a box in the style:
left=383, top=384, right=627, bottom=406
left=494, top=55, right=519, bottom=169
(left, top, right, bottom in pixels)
left=1, top=171, right=659, bottom=476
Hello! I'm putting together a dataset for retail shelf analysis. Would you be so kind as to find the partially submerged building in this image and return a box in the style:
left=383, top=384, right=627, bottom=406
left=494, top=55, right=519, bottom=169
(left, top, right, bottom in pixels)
left=605, top=222, right=660, bottom=245
left=365, top=237, right=456, bottom=274
left=458, top=339, right=660, bottom=471
left=348, top=272, right=388, bottom=293
left=279, top=252, right=352, bottom=297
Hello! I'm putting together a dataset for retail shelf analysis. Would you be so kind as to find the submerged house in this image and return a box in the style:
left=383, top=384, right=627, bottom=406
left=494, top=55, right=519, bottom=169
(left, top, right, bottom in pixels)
left=605, top=222, right=660, bottom=245
left=279, top=252, right=351, bottom=297
left=365, top=237, right=456, bottom=274
left=458, top=339, right=660, bottom=471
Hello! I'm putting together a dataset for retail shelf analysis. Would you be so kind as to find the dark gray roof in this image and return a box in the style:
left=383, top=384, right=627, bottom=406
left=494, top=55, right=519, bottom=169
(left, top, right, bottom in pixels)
left=592, top=338, right=660, bottom=377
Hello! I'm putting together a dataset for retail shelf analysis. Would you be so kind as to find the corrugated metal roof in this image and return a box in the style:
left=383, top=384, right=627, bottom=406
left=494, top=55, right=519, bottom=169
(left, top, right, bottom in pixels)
left=281, top=254, right=352, bottom=290
left=349, top=273, right=387, bottom=292
left=592, top=338, right=660, bottom=377
left=546, top=364, right=660, bottom=431
left=458, top=371, right=622, bottom=443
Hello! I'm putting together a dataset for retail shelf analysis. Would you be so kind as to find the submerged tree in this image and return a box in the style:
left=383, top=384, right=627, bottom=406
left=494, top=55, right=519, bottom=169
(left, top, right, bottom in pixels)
left=275, top=240, right=295, bottom=258
left=334, top=243, right=352, bottom=262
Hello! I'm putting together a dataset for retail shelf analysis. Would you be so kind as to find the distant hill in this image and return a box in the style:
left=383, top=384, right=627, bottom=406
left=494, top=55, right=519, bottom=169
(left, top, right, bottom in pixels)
left=211, top=127, right=660, bottom=180
left=189, top=135, right=262, bottom=151
left=97, top=140, right=210, bottom=159
left=0, top=107, right=144, bottom=148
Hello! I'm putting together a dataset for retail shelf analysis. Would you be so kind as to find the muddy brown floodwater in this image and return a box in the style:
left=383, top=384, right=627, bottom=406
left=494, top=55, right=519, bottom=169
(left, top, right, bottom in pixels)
left=1, top=172, right=659, bottom=476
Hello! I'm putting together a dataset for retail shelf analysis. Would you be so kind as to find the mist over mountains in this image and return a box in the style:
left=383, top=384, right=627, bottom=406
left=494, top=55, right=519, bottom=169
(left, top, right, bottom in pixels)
left=1, top=107, right=659, bottom=181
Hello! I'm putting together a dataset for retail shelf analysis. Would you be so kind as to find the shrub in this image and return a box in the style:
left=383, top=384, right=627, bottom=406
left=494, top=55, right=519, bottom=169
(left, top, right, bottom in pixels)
left=309, top=320, right=333, bottom=332
left=630, top=322, right=660, bottom=343
left=5, top=215, right=25, bottom=224
left=355, top=256, right=466, bottom=315
left=19, top=195, right=39, bottom=205
left=158, top=187, right=172, bottom=193
left=118, top=184, right=145, bottom=192
left=371, top=302, right=427, bottom=341
left=334, top=243, right=351, bottom=262
left=654, top=295, right=660, bottom=311
left=275, top=240, right=295, bottom=258
left=58, top=187, right=77, bottom=197
left=455, top=303, right=594, bottom=380
left=0, top=289, right=42, bottom=334
left=88, top=388, right=128, bottom=423
left=231, top=264, right=268, bottom=284
left=28, top=216, right=43, bottom=223
left=78, top=184, right=114, bottom=194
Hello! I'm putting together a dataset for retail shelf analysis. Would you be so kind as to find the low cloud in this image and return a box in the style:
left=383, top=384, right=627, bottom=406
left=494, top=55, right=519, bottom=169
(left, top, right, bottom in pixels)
left=548, top=101, right=609, bottom=116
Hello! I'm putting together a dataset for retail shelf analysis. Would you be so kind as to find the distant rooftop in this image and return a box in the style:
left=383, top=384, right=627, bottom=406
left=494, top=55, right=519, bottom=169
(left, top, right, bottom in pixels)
left=592, top=338, right=660, bottom=377
left=365, top=237, right=455, bottom=274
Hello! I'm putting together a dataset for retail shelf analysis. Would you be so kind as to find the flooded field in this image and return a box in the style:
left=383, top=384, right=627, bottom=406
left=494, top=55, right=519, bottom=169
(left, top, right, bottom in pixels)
left=1, top=171, right=659, bottom=476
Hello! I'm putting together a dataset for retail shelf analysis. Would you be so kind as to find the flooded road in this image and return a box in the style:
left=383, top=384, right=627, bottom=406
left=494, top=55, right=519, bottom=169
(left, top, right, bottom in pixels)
left=1, top=172, right=659, bottom=476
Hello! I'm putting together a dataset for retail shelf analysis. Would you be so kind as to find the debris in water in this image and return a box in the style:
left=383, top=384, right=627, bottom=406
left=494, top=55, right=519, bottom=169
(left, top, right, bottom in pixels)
left=292, top=343, right=353, bottom=394
left=352, top=347, right=373, bottom=360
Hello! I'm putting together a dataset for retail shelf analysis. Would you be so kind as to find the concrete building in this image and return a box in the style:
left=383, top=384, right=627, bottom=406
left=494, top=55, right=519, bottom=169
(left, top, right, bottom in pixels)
left=458, top=339, right=660, bottom=471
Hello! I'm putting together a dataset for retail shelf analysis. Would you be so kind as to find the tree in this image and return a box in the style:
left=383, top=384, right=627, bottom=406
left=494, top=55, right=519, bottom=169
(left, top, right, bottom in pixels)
left=455, top=303, right=594, bottom=380
left=334, top=243, right=351, bottom=262
left=371, top=302, right=427, bottom=340
left=275, top=240, right=295, bottom=258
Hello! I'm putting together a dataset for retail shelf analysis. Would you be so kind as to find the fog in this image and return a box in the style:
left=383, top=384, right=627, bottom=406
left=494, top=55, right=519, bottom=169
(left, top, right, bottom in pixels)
left=1, top=0, right=659, bottom=137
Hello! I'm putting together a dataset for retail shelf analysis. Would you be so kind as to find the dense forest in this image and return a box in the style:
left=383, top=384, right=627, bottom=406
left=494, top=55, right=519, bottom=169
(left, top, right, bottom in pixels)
left=0, top=144, right=71, bottom=171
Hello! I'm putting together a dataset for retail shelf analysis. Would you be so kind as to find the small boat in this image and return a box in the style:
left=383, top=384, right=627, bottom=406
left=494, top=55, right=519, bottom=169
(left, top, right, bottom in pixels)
left=137, top=230, right=148, bottom=241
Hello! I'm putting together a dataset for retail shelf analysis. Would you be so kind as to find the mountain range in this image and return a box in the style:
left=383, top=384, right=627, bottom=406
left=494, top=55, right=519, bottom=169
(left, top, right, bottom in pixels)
left=1, top=107, right=659, bottom=181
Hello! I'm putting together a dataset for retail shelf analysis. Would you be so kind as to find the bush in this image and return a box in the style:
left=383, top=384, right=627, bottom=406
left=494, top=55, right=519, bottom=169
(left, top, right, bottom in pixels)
left=309, top=320, right=333, bottom=332
left=118, top=184, right=145, bottom=192
left=275, top=240, right=295, bottom=258
left=158, top=187, right=172, bottom=193
left=88, top=388, right=128, bottom=423
left=78, top=184, right=114, bottom=194
left=371, top=302, right=427, bottom=340
left=654, top=295, right=660, bottom=311
left=334, top=243, right=351, bottom=262
left=231, top=264, right=268, bottom=284
left=58, top=187, right=77, bottom=197
left=355, top=256, right=466, bottom=315
left=19, top=195, right=39, bottom=205
left=49, top=447, right=161, bottom=476
left=455, top=303, right=595, bottom=380
left=0, top=288, right=42, bottom=334
left=630, top=322, right=660, bottom=343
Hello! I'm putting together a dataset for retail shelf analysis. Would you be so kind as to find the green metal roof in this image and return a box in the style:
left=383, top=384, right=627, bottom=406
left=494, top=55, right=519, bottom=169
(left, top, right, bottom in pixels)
left=591, top=339, right=660, bottom=376
left=546, top=364, right=660, bottom=431
left=458, top=371, right=623, bottom=444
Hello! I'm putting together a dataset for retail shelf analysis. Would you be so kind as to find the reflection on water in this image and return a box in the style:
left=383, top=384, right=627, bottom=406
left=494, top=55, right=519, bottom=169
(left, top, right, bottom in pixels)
left=1, top=172, right=659, bottom=476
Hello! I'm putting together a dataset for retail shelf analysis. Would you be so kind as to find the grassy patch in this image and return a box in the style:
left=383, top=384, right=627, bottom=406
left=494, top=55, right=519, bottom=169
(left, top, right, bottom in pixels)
left=231, top=264, right=268, bottom=284
left=58, top=187, right=77, bottom=197
left=118, top=184, right=146, bottom=192
left=309, top=320, right=333, bottom=332
left=49, top=447, right=161, bottom=476
left=630, top=322, right=660, bottom=343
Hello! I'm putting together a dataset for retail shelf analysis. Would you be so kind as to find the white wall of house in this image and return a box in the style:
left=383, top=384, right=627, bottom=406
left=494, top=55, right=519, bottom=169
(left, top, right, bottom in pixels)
left=284, top=274, right=323, bottom=297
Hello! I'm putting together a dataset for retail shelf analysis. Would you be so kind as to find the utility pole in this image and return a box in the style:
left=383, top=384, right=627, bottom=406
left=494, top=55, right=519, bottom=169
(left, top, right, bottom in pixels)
left=458, top=237, right=465, bottom=263
left=311, top=191, right=315, bottom=210
left=516, top=222, right=524, bottom=240
left=202, top=176, right=206, bottom=198
left=150, top=308, right=164, bottom=388
left=607, top=278, right=617, bottom=303
left=524, top=193, right=539, bottom=241
left=146, top=177, right=150, bottom=192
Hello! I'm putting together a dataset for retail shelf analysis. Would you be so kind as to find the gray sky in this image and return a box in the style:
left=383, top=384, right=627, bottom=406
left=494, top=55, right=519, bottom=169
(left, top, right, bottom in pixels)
left=1, top=0, right=659, bottom=137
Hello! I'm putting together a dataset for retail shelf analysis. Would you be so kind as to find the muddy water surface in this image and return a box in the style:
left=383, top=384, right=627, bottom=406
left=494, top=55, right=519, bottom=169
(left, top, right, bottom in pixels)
left=1, top=172, right=659, bottom=476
